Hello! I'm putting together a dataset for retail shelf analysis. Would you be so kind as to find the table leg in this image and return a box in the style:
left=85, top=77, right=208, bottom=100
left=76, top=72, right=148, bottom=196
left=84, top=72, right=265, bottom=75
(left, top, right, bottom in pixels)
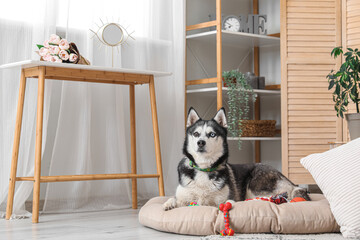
left=32, top=67, right=45, bottom=223
left=148, top=76, right=165, bottom=196
left=129, top=85, right=137, bottom=209
left=6, top=70, right=27, bottom=220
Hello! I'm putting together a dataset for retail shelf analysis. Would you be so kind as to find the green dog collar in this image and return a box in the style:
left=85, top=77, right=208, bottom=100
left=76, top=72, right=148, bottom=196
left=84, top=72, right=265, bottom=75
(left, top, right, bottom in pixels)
left=189, top=160, right=219, bottom=172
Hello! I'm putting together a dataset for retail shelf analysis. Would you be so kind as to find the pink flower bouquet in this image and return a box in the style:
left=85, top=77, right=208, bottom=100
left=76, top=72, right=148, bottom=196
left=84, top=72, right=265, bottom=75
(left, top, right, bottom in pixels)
left=36, top=34, right=90, bottom=65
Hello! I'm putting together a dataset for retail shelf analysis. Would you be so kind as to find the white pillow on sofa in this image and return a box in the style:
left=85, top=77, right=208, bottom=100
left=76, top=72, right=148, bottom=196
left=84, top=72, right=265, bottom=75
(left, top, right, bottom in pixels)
left=301, top=137, right=360, bottom=238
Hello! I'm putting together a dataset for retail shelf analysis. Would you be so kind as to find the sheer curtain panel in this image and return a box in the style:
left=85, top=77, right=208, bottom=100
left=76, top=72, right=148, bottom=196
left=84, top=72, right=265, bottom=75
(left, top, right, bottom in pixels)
left=0, top=0, right=184, bottom=217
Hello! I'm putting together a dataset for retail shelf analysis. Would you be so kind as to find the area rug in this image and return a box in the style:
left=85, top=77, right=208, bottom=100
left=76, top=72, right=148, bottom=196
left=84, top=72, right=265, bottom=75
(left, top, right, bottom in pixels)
left=184, top=233, right=344, bottom=240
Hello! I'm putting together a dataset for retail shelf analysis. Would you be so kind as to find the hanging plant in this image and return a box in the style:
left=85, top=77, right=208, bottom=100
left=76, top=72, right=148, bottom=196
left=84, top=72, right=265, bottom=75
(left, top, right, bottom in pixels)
left=223, top=70, right=256, bottom=149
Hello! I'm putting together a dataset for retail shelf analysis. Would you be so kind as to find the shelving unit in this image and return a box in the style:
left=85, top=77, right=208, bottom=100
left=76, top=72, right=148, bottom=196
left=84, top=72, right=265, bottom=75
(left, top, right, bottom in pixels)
left=185, top=0, right=281, bottom=163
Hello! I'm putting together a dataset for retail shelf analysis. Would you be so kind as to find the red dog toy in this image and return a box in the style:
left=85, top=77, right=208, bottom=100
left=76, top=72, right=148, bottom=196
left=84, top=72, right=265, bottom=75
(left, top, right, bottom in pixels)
left=218, top=201, right=234, bottom=236
left=290, top=197, right=307, bottom=203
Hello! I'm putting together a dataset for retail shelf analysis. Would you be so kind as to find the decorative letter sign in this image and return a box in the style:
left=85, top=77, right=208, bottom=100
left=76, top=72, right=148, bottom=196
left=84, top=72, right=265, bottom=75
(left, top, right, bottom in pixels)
left=238, top=14, right=267, bottom=35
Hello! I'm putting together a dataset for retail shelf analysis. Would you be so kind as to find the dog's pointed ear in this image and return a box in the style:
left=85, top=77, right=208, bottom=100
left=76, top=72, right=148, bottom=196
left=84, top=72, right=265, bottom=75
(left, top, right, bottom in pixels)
left=187, top=107, right=201, bottom=127
left=213, top=108, right=227, bottom=128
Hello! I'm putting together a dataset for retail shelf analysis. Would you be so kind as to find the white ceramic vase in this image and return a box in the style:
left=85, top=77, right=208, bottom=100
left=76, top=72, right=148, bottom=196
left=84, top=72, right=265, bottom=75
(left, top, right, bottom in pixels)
left=346, top=113, right=360, bottom=140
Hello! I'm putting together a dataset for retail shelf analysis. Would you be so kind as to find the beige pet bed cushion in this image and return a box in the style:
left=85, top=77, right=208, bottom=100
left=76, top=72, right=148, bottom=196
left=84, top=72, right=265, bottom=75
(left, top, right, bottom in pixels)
left=139, top=194, right=339, bottom=236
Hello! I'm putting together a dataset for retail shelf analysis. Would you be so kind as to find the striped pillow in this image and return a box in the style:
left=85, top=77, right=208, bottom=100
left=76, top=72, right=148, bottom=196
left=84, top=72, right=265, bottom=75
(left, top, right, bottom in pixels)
left=301, top=138, right=360, bottom=238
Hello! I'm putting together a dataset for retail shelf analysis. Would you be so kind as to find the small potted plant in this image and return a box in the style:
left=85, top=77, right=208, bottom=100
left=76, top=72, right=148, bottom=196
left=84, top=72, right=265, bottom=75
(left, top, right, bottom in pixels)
left=327, top=47, right=360, bottom=140
left=223, top=70, right=256, bottom=148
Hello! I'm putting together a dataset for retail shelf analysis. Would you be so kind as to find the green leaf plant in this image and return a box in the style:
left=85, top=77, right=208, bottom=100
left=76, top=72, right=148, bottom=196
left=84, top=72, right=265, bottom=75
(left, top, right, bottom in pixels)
left=327, top=47, right=360, bottom=117
left=223, top=70, right=256, bottom=149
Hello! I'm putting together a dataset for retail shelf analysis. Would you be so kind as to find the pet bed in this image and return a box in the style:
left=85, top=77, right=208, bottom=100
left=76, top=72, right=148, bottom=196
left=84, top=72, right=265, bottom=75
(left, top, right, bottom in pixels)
left=139, top=194, right=339, bottom=236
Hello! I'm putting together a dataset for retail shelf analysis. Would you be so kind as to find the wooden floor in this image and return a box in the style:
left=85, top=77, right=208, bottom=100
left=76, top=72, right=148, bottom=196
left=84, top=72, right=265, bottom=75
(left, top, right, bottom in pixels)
left=0, top=209, right=197, bottom=240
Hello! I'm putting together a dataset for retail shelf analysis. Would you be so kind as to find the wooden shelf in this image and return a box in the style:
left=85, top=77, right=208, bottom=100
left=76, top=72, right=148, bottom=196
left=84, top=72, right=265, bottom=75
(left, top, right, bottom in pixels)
left=186, top=87, right=280, bottom=97
left=228, top=137, right=281, bottom=141
left=185, top=0, right=281, bottom=163
left=186, top=30, right=280, bottom=48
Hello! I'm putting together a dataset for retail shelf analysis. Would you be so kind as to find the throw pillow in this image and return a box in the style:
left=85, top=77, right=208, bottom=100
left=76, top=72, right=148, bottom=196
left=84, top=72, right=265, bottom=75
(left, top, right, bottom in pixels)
left=301, top=138, right=360, bottom=238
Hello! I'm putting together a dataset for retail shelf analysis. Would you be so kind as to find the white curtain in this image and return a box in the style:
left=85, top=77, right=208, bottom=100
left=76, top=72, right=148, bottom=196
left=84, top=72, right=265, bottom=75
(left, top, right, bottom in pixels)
left=0, top=0, right=57, bottom=218
left=0, top=0, right=184, bottom=217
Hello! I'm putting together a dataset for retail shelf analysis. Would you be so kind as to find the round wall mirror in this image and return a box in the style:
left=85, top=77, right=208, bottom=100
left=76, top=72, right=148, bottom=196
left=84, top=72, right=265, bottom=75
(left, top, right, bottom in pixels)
left=102, top=23, right=124, bottom=46
left=90, top=19, right=135, bottom=67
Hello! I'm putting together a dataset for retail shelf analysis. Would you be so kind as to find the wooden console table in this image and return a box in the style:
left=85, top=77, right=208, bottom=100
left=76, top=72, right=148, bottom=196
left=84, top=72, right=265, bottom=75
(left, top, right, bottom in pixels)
left=0, top=60, right=170, bottom=223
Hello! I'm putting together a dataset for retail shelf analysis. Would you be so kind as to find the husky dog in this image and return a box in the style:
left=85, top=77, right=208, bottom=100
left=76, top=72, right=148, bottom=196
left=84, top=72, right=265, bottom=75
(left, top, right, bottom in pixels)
left=163, top=107, right=310, bottom=210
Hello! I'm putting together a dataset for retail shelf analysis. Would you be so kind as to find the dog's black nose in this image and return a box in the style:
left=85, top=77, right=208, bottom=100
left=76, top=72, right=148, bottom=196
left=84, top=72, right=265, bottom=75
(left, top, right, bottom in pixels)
left=197, top=140, right=206, bottom=147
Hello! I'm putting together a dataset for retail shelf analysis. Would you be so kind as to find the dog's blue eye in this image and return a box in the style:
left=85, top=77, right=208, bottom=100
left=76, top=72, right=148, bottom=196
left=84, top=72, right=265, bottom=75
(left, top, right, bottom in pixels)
left=209, top=132, right=216, bottom=138
left=193, top=132, right=200, bottom=137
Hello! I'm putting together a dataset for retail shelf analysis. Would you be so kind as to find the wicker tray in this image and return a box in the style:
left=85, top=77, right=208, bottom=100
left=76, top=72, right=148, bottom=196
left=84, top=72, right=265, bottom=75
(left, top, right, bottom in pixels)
left=239, top=120, right=276, bottom=137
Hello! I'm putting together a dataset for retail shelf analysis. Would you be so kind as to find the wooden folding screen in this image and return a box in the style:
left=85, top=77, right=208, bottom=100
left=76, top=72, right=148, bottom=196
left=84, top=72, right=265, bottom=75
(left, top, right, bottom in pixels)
left=281, top=0, right=342, bottom=184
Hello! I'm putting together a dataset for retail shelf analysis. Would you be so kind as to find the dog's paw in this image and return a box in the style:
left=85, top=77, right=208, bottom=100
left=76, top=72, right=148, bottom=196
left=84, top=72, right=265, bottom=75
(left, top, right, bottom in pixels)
left=163, top=197, right=177, bottom=211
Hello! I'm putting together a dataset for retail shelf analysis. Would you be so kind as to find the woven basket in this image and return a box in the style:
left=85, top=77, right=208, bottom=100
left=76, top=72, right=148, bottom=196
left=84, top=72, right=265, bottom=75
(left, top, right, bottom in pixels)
left=239, top=120, right=276, bottom=137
